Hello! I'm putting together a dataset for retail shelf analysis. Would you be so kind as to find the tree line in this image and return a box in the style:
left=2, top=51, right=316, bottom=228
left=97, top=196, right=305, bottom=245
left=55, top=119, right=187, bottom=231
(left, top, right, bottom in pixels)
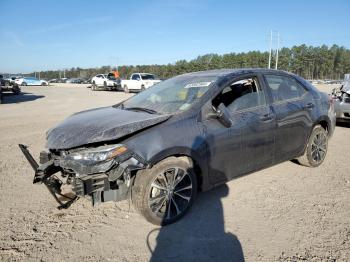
left=30, top=44, right=350, bottom=80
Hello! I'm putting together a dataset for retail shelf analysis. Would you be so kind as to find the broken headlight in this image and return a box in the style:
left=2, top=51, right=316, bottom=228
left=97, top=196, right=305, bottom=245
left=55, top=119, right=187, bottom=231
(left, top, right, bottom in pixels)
left=66, top=144, right=128, bottom=164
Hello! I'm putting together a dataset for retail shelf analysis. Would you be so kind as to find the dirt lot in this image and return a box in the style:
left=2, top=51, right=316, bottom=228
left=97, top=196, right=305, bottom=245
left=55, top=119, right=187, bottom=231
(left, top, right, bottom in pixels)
left=0, top=84, right=349, bottom=261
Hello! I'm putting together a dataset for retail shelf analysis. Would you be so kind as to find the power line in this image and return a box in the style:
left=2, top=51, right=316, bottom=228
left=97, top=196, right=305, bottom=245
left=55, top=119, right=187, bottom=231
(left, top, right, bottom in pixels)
left=276, top=32, right=280, bottom=70
left=267, top=30, right=280, bottom=70
left=268, top=30, right=272, bottom=69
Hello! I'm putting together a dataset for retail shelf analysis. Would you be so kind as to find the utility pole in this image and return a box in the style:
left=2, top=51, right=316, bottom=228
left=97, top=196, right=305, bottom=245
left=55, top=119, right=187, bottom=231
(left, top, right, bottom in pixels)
left=63, top=69, right=66, bottom=78
left=275, top=32, right=280, bottom=70
left=268, top=30, right=272, bottom=69
left=38, top=72, right=40, bottom=80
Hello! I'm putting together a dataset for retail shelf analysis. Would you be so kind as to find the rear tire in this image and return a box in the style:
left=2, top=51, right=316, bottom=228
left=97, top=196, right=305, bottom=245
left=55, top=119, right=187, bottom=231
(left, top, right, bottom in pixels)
left=124, top=85, right=129, bottom=93
left=297, top=125, right=328, bottom=167
left=12, top=84, right=20, bottom=95
left=92, top=81, right=96, bottom=91
left=132, top=157, right=197, bottom=225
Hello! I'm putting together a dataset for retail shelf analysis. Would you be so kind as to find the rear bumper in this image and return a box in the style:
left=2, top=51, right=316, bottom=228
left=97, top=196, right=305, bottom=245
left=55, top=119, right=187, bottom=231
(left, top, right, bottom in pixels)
left=334, top=101, right=350, bottom=121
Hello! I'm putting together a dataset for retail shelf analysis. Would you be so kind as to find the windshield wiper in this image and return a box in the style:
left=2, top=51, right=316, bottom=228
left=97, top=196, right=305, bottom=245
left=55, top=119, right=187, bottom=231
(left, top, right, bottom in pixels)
left=124, top=107, right=159, bottom=114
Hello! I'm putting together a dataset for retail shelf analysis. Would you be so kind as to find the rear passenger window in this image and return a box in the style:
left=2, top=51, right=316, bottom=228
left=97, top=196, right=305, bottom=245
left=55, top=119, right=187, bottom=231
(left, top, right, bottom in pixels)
left=264, top=75, right=306, bottom=102
left=213, top=77, right=266, bottom=112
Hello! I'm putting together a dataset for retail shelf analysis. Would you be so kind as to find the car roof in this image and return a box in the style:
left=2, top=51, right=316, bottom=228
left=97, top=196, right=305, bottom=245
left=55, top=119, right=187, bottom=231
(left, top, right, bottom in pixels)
left=179, top=68, right=295, bottom=78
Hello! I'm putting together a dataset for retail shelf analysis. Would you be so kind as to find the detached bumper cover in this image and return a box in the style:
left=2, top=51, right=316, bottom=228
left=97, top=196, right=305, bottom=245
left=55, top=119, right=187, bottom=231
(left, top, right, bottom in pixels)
left=18, top=144, right=147, bottom=209
left=19, top=144, right=77, bottom=209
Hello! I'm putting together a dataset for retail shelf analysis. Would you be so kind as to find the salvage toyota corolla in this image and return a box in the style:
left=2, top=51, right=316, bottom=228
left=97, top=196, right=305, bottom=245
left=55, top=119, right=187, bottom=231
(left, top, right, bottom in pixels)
left=19, top=69, right=335, bottom=225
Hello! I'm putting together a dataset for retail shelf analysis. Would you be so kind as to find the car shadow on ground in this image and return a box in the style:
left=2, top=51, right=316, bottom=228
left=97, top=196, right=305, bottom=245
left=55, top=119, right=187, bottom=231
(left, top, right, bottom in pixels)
left=1, top=92, right=44, bottom=104
left=148, top=184, right=244, bottom=262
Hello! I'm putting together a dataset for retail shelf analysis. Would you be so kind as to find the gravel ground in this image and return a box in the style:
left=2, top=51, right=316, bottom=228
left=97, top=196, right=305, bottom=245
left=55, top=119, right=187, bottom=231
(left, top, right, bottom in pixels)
left=0, top=84, right=349, bottom=262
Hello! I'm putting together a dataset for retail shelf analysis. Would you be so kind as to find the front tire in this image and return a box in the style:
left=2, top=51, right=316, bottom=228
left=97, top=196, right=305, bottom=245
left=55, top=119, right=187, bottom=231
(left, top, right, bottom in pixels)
left=297, top=125, right=328, bottom=167
left=22, top=82, right=27, bottom=86
left=132, top=157, right=197, bottom=225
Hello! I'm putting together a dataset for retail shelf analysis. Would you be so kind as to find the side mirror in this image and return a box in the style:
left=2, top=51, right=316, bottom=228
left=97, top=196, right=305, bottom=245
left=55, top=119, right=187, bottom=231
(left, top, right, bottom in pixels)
left=207, top=103, right=232, bottom=127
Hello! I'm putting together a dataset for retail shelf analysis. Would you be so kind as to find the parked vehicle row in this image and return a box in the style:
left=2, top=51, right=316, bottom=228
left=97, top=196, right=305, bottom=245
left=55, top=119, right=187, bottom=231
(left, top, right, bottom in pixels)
left=15, top=77, right=48, bottom=86
left=19, top=69, right=335, bottom=225
left=91, top=73, right=121, bottom=91
left=49, top=78, right=91, bottom=84
left=0, top=75, right=21, bottom=104
left=90, top=73, right=161, bottom=92
left=331, top=78, right=350, bottom=122
left=121, top=73, right=161, bottom=93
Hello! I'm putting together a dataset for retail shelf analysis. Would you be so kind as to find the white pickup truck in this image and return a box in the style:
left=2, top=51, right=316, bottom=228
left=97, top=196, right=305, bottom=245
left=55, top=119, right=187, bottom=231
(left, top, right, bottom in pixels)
left=121, top=73, right=161, bottom=93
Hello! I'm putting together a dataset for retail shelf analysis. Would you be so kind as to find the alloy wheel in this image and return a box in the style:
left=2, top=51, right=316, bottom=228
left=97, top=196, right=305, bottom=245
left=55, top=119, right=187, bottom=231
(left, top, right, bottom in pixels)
left=148, top=167, right=193, bottom=220
left=311, top=132, right=327, bottom=163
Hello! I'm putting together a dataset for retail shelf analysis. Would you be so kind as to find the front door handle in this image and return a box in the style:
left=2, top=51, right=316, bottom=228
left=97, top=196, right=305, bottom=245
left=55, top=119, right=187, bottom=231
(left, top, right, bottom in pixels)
left=304, top=103, right=314, bottom=109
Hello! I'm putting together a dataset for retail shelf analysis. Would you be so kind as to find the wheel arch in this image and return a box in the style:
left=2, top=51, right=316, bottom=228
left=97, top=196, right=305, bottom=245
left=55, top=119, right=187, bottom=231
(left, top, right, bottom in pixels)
left=314, top=115, right=331, bottom=134
left=147, top=147, right=208, bottom=192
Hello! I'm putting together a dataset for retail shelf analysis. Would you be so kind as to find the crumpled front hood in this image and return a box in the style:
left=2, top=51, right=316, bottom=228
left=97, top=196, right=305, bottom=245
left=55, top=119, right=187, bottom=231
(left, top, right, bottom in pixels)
left=46, top=106, right=171, bottom=149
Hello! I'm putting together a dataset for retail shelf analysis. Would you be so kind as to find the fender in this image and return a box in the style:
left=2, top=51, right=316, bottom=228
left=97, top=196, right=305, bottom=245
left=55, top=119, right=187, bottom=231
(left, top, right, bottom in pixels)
left=147, top=146, right=212, bottom=191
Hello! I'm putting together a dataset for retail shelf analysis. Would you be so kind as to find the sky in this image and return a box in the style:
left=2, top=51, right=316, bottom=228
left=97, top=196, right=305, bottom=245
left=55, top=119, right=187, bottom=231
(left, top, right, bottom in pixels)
left=0, top=0, right=349, bottom=73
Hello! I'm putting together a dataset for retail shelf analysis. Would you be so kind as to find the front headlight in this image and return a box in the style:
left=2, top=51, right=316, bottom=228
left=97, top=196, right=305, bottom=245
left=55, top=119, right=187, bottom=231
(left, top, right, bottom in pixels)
left=67, top=144, right=128, bottom=164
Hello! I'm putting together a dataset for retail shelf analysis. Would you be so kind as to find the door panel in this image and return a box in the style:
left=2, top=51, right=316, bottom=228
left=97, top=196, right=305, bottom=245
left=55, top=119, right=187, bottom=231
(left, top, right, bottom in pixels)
left=203, top=114, right=242, bottom=184
left=203, top=74, right=275, bottom=184
left=203, top=105, right=275, bottom=184
left=263, top=74, right=313, bottom=162
left=239, top=106, right=275, bottom=172
left=272, top=97, right=312, bottom=162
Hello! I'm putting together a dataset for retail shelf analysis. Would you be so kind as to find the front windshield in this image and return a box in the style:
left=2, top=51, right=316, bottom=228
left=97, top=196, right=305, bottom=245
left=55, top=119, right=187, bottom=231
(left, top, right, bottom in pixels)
left=122, top=74, right=218, bottom=114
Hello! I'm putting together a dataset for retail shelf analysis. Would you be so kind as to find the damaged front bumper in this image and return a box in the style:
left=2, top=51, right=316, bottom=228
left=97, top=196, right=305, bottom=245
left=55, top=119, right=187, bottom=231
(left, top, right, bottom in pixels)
left=18, top=144, right=147, bottom=209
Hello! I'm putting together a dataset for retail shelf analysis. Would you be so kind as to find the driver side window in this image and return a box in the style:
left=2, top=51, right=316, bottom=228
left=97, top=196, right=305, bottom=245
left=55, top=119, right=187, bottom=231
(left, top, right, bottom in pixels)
left=212, top=77, right=266, bottom=112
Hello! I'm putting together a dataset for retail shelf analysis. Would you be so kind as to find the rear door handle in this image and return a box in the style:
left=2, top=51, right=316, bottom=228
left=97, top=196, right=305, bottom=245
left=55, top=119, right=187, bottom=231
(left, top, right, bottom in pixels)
left=304, top=103, right=314, bottom=109
left=260, top=113, right=273, bottom=122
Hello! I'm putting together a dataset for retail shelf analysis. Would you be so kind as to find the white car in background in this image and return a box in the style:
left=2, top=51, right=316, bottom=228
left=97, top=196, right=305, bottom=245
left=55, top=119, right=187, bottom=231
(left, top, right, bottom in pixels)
left=91, top=73, right=122, bottom=91
left=121, top=73, right=161, bottom=93
left=15, top=77, right=48, bottom=86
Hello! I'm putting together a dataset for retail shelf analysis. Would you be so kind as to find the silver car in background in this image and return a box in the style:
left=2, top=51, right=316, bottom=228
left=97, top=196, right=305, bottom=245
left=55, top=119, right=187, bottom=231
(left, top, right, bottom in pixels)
left=332, top=76, right=350, bottom=123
